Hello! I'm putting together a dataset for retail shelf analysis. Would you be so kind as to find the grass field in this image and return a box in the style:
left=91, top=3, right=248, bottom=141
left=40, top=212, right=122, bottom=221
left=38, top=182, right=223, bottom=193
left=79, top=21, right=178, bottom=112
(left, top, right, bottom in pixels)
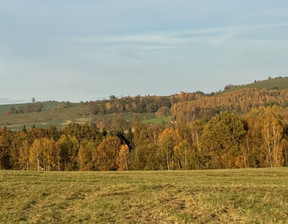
left=0, top=103, right=89, bottom=129
left=1, top=168, right=288, bottom=223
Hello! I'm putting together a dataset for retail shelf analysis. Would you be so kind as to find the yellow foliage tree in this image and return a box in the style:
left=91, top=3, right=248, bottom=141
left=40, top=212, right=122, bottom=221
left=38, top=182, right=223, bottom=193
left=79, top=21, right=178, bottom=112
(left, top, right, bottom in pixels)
left=18, top=140, right=30, bottom=170
left=200, top=111, right=246, bottom=169
left=78, top=141, right=96, bottom=171
left=174, top=140, right=190, bottom=170
left=159, top=128, right=181, bottom=170
left=117, top=144, right=129, bottom=171
left=29, top=138, right=59, bottom=171
left=262, top=108, right=283, bottom=167
left=29, top=139, right=43, bottom=171
left=41, top=137, right=60, bottom=171
left=58, top=135, right=79, bottom=171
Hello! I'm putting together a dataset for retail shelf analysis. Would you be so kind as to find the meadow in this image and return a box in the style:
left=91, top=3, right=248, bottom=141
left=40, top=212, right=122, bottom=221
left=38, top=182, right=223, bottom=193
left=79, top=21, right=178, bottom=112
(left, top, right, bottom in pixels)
left=1, top=168, right=288, bottom=223
left=0, top=102, right=168, bottom=130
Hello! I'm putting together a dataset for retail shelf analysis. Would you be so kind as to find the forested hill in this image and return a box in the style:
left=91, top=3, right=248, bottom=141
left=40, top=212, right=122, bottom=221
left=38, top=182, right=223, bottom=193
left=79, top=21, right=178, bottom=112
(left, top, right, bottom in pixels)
left=170, top=76, right=288, bottom=123
left=171, top=88, right=288, bottom=123
left=1, top=76, right=288, bottom=171
left=1, top=77, right=288, bottom=130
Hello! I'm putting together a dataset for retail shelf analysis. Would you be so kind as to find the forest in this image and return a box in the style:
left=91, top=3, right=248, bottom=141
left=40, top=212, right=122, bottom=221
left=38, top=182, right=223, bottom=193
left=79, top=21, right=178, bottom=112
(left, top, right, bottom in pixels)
left=2, top=85, right=288, bottom=171
left=2, top=77, right=288, bottom=171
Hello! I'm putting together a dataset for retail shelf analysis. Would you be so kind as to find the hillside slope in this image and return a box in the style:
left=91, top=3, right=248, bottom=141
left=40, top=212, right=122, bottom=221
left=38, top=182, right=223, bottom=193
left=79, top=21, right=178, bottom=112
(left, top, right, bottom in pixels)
left=0, top=102, right=168, bottom=130
left=224, top=76, right=288, bottom=92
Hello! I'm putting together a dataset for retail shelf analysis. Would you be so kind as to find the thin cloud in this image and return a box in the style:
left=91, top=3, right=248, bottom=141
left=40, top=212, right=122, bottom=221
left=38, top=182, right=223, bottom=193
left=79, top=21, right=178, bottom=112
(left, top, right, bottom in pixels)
left=68, top=22, right=288, bottom=47
left=209, top=22, right=288, bottom=45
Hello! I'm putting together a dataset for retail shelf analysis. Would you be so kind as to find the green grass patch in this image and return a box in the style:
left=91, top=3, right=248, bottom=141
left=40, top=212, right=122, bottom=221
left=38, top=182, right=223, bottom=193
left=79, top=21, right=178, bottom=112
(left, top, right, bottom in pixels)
left=1, top=168, right=288, bottom=223
left=142, top=117, right=169, bottom=124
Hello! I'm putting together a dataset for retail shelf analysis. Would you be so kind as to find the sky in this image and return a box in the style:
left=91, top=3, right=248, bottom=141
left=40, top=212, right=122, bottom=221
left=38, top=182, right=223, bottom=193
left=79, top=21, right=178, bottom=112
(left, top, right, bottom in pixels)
left=1, top=0, right=288, bottom=104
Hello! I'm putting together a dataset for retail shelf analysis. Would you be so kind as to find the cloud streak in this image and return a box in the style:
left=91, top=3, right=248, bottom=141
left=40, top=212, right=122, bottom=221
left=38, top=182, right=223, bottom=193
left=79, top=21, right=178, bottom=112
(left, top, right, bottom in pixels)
left=67, top=22, right=288, bottom=48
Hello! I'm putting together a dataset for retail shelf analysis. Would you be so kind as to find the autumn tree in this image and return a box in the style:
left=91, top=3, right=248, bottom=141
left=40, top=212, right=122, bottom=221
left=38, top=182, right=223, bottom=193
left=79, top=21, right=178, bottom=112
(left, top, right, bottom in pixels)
left=261, top=107, right=284, bottom=167
left=282, top=124, right=288, bottom=166
left=58, top=135, right=79, bottom=171
left=29, top=137, right=59, bottom=171
left=128, top=144, right=165, bottom=170
left=29, top=139, right=43, bottom=171
left=173, top=140, right=190, bottom=169
left=18, top=140, right=30, bottom=170
left=201, top=111, right=246, bottom=169
left=93, top=136, right=121, bottom=171
left=41, top=138, right=60, bottom=171
left=243, top=106, right=286, bottom=167
left=241, top=108, right=266, bottom=167
left=0, top=128, right=13, bottom=169
left=129, top=121, right=164, bottom=170
left=46, top=125, right=61, bottom=141
left=111, top=115, right=129, bottom=133
left=155, top=106, right=170, bottom=118
left=0, top=136, right=8, bottom=169
left=117, top=144, right=129, bottom=171
left=78, top=140, right=97, bottom=171
left=28, top=127, right=47, bottom=143
left=96, top=116, right=112, bottom=131
left=62, top=123, right=99, bottom=143
left=159, top=128, right=182, bottom=170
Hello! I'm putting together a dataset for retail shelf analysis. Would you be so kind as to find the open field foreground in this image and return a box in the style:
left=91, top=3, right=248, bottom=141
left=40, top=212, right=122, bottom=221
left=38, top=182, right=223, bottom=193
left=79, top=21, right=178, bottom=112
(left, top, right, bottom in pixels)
left=1, top=168, right=288, bottom=223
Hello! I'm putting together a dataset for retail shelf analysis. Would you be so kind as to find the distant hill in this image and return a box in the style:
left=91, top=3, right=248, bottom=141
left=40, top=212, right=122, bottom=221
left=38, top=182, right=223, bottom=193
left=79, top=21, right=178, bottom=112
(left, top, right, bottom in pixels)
left=2, top=76, right=288, bottom=130
left=223, top=76, right=288, bottom=92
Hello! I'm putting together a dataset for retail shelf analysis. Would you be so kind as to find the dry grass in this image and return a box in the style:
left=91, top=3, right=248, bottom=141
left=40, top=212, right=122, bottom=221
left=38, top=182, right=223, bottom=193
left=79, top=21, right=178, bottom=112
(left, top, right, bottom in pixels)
left=1, top=168, right=288, bottom=223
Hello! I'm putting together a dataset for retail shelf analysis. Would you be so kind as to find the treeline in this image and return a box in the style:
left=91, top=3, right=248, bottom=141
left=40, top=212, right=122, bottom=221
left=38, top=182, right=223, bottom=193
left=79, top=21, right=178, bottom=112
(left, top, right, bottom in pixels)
left=87, top=92, right=205, bottom=115
left=87, top=88, right=288, bottom=124
left=88, top=95, right=172, bottom=115
left=1, top=105, right=288, bottom=171
left=9, top=103, right=44, bottom=114
left=8, top=101, right=73, bottom=114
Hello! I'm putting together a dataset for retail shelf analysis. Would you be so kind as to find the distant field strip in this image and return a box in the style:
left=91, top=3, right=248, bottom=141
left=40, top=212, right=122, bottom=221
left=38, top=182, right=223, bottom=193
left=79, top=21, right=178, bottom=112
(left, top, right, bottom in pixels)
left=1, top=168, right=288, bottom=223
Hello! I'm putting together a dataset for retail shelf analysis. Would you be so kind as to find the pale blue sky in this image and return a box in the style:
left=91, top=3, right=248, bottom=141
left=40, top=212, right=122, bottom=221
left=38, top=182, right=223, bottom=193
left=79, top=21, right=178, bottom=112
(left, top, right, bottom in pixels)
left=1, top=0, right=288, bottom=104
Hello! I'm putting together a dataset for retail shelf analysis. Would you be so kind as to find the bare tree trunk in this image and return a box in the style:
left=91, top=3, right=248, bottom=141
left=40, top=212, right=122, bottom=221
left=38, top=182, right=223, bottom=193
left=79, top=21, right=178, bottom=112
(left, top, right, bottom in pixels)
left=194, top=131, right=201, bottom=152
left=125, top=157, right=129, bottom=171
left=267, top=142, right=273, bottom=167
left=245, top=138, right=250, bottom=168
left=166, top=151, right=170, bottom=170
left=184, top=147, right=187, bottom=169
left=284, top=146, right=288, bottom=166
left=178, top=160, right=181, bottom=170
left=37, top=158, right=40, bottom=171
